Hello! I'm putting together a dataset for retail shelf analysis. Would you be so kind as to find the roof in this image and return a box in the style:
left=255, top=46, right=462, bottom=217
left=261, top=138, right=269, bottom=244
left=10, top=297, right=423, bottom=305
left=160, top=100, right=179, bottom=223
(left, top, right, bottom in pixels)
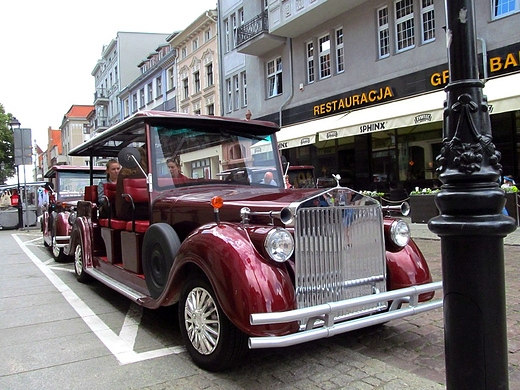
left=44, top=165, right=105, bottom=178
left=69, top=111, right=279, bottom=158
left=65, top=105, right=95, bottom=119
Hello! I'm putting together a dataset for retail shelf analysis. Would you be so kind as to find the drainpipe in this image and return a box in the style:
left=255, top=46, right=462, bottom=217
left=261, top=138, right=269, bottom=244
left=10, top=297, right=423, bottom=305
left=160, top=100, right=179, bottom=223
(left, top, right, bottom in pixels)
left=477, top=37, right=488, bottom=82
left=279, top=38, right=293, bottom=127
left=214, top=5, right=225, bottom=117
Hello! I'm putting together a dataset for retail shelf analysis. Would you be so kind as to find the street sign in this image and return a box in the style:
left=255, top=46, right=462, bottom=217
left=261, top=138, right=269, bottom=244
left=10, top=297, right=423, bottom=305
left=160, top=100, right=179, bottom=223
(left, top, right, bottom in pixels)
left=13, top=128, right=32, bottom=165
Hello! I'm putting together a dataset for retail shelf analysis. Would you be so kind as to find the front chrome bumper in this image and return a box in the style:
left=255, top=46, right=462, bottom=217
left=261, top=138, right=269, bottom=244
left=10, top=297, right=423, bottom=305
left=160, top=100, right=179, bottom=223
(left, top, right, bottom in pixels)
left=248, top=281, right=443, bottom=349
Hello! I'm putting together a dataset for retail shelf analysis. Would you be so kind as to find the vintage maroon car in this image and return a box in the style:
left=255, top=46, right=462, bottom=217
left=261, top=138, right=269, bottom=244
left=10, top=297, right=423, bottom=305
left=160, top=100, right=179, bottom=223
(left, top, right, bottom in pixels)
left=41, top=165, right=105, bottom=261
left=67, top=111, right=442, bottom=371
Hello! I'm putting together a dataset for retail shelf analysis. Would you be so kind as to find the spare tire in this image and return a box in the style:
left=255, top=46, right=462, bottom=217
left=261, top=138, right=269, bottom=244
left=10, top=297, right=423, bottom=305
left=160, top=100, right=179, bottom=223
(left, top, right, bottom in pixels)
left=142, top=223, right=181, bottom=299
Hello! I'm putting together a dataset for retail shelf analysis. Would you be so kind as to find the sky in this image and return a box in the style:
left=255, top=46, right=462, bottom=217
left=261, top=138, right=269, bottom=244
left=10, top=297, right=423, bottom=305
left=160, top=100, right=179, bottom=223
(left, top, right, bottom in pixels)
left=0, top=0, right=218, bottom=150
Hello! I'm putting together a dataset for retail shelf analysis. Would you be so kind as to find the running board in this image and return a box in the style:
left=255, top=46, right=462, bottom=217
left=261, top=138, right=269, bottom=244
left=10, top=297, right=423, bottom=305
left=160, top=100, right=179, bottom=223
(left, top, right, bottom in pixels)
left=86, top=267, right=148, bottom=302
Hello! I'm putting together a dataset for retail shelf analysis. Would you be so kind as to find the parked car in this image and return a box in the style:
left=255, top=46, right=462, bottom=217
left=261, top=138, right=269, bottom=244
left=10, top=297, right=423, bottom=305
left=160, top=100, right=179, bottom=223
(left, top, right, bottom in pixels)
left=41, top=165, right=105, bottom=261
left=67, top=111, right=442, bottom=371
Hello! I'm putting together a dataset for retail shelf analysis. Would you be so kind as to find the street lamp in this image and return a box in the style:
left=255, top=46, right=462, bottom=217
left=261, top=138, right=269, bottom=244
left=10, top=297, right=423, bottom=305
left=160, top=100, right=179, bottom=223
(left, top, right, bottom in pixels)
left=9, top=117, right=23, bottom=229
left=428, top=1, right=516, bottom=388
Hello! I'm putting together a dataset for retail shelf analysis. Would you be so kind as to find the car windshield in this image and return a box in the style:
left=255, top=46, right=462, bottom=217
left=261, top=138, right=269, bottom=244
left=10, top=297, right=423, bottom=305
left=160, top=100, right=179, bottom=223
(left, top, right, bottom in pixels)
left=151, top=124, right=283, bottom=188
left=57, top=172, right=105, bottom=201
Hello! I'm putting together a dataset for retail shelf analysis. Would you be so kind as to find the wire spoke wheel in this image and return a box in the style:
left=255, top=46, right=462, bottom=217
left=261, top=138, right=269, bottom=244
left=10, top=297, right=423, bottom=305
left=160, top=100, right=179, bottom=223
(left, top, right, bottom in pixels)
left=184, top=287, right=220, bottom=355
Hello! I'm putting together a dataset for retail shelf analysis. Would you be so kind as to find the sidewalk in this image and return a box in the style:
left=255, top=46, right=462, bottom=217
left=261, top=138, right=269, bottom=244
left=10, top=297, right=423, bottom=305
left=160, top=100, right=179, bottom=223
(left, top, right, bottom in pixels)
left=407, top=218, right=520, bottom=246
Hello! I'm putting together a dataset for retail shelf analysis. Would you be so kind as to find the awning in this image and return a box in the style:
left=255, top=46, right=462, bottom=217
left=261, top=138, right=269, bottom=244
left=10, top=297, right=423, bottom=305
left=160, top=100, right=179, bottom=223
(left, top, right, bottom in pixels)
left=277, top=72, right=520, bottom=146
left=318, top=91, right=445, bottom=141
left=277, top=120, right=321, bottom=150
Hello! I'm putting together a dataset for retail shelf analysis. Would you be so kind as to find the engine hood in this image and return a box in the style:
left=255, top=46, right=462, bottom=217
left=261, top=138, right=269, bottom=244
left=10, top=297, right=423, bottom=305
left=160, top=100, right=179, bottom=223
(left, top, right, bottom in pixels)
left=151, top=184, right=342, bottom=232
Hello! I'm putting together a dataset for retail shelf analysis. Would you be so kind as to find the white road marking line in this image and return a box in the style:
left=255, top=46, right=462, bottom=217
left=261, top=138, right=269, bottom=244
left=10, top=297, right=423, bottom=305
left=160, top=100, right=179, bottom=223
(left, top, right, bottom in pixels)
left=13, top=234, right=185, bottom=365
left=119, top=303, right=142, bottom=345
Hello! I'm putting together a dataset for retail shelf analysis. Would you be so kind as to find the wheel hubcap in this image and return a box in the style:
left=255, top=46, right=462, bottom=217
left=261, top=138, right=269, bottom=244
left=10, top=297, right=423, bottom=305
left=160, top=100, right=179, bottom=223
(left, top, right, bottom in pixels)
left=74, top=245, right=83, bottom=275
left=52, top=237, right=60, bottom=258
left=184, top=287, right=220, bottom=355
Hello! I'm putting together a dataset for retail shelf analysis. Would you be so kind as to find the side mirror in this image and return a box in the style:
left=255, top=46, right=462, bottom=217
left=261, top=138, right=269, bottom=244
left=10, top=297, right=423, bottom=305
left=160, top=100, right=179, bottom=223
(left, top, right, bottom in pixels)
left=118, top=147, right=140, bottom=169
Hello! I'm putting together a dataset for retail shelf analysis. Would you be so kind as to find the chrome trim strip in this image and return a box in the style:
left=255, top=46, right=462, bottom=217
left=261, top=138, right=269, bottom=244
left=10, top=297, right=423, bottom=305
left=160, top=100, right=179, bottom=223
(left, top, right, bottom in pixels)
left=86, top=268, right=148, bottom=302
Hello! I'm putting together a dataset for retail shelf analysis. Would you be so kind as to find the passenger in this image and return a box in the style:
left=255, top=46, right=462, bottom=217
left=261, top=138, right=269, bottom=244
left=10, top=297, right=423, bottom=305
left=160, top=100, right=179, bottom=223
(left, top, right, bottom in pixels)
left=116, top=147, right=149, bottom=221
left=97, top=159, right=121, bottom=218
left=260, top=171, right=278, bottom=186
left=284, top=175, right=293, bottom=189
left=166, top=157, right=188, bottom=179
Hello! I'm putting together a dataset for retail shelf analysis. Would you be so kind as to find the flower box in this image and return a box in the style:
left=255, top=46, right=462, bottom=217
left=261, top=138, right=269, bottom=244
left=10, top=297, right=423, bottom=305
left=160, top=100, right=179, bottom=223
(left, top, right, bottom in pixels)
left=409, top=194, right=440, bottom=223
left=504, top=192, right=519, bottom=225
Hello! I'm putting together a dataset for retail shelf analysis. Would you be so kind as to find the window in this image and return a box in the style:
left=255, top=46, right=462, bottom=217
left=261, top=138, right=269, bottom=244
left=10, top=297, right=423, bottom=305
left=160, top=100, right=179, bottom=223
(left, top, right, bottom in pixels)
left=377, top=7, right=390, bottom=58
left=124, top=99, right=130, bottom=117
left=194, top=71, right=201, bottom=93
left=168, top=67, right=175, bottom=90
left=132, top=94, right=137, bottom=113
left=234, top=75, right=240, bottom=110
left=181, top=46, right=187, bottom=58
left=307, top=42, right=315, bottom=83
left=224, top=19, right=230, bottom=52
left=183, top=78, right=189, bottom=100
left=193, top=38, right=198, bottom=51
left=395, top=0, right=415, bottom=52
left=319, top=35, right=331, bottom=79
left=267, top=57, right=283, bottom=97
left=421, top=0, right=435, bottom=43
left=156, top=76, right=162, bottom=97
left=205, top=29, right=211, bottom=42
left=493, top=0, right=519, bottom=18
left=206, top=63, right=214, bottom=87
left=207, top=103, right=215, bottom=116
left=226, top=79, right=232, bottom=112
left=232, top=14, right=238, bottom=49
left=241, top=72, right=247, bottom=107
left=336, top=28, right=344, bottom=73
left=139, top=88, right=145, bottom=107
left=147, top=83, right=153, bottom=102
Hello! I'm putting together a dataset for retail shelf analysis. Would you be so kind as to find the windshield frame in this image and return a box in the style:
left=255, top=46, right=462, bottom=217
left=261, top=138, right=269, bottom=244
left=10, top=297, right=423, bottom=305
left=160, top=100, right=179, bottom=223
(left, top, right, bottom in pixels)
left=150, top=124, right=283, bottom=189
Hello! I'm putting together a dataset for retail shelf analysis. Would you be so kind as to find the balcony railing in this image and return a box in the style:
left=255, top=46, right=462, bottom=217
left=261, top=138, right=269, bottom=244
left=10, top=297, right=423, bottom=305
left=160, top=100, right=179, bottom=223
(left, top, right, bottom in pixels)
left=94, top=88, right=109, bottom=101
left=237, top=11, right=268, bottom=47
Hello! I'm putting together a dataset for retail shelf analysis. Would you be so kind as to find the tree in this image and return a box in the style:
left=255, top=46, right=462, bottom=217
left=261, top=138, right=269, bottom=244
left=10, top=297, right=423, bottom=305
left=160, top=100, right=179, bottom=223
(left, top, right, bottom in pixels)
left=0, top=103, right=16, bottom=184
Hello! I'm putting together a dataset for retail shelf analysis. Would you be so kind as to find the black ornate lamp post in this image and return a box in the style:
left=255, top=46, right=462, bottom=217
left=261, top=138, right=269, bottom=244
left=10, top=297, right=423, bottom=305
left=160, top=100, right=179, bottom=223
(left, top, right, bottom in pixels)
left=9, top=117, right=23, bottom=229
left=429, top=1, right=516, bottom=389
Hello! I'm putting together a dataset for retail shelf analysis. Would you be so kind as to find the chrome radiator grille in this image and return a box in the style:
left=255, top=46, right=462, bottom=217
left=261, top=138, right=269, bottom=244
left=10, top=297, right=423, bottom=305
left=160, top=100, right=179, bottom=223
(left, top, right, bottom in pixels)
left=294, top=205, right=387, bottom=320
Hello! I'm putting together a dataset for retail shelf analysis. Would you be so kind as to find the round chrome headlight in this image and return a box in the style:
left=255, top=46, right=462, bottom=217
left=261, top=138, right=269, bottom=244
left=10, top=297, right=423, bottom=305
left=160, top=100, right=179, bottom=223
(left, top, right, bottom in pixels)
left=390, top=219, right=410, bottom=247
left=264, top=228, right=294, bottom=263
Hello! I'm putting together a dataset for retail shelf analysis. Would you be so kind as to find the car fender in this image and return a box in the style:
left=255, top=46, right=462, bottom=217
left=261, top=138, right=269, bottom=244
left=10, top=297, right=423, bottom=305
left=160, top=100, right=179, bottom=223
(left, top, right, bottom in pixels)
left=54, top=211, right=72, bottom=237
left=171, top=222, right=298, bottom=337
left=69, top=217, right=94, bottom=268
left=386, top=239, right=434, bottom=301
left=41, top=211, right=51, bottom=238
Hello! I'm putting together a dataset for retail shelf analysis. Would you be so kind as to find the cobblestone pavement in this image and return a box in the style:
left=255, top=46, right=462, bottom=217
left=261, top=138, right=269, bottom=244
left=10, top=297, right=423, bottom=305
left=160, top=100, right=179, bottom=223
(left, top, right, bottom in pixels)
left=139, top=235, right=520, bottom=389
left=2, top=227, right=520, bottom=389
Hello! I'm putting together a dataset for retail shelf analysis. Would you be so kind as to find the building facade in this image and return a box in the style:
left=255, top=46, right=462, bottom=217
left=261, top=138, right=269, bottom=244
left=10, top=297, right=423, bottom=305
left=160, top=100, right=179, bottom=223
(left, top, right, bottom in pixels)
left=223, top=0, right=520, bottom=192
left=168, top=9, right=219, bottom=116
left=90, top=32, right=170, bottom=137
left=59, top=105, right=94, bottom=166
left=119, top=38, right=179, bottom=119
